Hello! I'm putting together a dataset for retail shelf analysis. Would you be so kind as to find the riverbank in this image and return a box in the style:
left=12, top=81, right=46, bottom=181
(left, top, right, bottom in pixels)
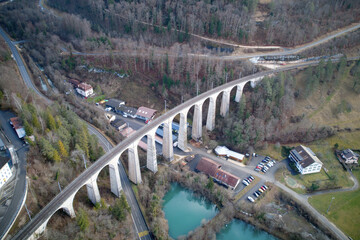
left=136, top=162, right=334, bottom=240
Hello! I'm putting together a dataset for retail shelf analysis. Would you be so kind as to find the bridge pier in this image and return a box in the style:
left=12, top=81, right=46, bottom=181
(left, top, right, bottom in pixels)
left=220, top=89, right=231, bottom=117
left=178, top=110, right=188, bottom=151
left=109, top=160, right=123, bottom=197
left=192, top=102, right=203, bottom=141
left=28, top=218, right=50, bottom=240
left=206, top=95, right=217, bottom=131
left=250, top=76, right=264, bottom=88
left=128, top=142, right=142, bottom=184
left=162, top=119, right=174, bottom=161
left=86, top=176, right=101, bottom=205
left=146, top=131, right=158, bottom=172
left=61, top=193, right=76, bottom=218
left=235, top=83, right=246, bottom=102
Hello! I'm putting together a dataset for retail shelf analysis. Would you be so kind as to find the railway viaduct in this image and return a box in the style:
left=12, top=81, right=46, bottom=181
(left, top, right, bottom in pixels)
left=13, top=64, right=311, bottom=240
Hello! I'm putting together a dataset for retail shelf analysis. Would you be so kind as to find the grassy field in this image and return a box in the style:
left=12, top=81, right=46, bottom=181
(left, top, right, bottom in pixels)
left=309, top=170, right=360, bottom=239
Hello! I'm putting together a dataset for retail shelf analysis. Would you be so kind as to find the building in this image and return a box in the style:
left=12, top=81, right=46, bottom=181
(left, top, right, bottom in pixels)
left=195, top=157, right=221, bottom=176
left=136, top=106, right=157, bottom=122
left=68, top=79, right=81, bottom=87
left=76, top=83, right=93, bottom=98
left=105, top=99, right=125, bottom=112
left=10, top=117, right=25, bottom=139
left=195, top=157, right=240, bottom=190
left=111, top=118, right=127, bottom=131
left=0, top=139, right=13, bottom=190
left=341, top=149, right=358, bottom=164
left=289, top=145, right=323, bottom=175
left=214, top=146, right=244, bottom=162
left=117, top=105, right=138, bottom=118
left=213, top=169, right=240, bottom=190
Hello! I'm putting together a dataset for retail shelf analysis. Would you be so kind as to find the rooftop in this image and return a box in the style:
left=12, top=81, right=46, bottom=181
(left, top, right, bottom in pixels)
left=214, top=169, right=240, bottom=188
left=195, top=157, right=221, bottom=177
left=136, top=106, right=157, bottom=119
left=106, top=99, right=125, bottom=109
left=78, top=82, right=93, bottom=91
left=291, top=145, right=322, bottom=168
left=118, top=105, right=138, bottom=115
left=342, top=149, right=358, bottom=159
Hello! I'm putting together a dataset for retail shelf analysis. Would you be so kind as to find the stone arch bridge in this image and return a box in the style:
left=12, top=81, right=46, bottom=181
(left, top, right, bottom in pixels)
left=13, top=63, right=316, bottom=240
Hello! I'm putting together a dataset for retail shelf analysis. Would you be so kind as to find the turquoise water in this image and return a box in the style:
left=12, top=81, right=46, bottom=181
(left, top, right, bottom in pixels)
left=162, top=183, right=218, bottom=239
left=217, top=219, right=278, bottom=240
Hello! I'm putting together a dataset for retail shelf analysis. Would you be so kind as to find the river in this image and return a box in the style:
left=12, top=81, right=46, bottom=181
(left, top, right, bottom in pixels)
left=217, top=219, right=278, bottom=240
left=162, top=183, right=218, bottom=239
left=163, top=183, right=278, bottom=240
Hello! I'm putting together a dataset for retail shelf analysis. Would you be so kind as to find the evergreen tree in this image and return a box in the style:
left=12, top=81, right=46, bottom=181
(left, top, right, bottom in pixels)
left=57, top=140, right=68, bottom=158
left=76, top=208, right=89, bottom=231
left=31, top=112, right=41, bottom=129
left=53, top=149, right=61, bottom=163
left=24, top=120, right=33, bottom=136
left=46, top=110, right=56, bottom=130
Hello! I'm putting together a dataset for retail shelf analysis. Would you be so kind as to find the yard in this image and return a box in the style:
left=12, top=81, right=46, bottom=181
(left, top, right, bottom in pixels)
left=274, top=137, right=354, bottom=194
left=308, top=170, right=360, bottom=240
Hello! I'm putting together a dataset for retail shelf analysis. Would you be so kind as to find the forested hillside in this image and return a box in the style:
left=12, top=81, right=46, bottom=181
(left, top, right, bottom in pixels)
left=48, top=0, right=360, bottom=46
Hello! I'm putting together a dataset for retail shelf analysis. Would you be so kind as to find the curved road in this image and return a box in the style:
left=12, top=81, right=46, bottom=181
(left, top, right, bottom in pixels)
left=0, top=27, right=151, bottom=240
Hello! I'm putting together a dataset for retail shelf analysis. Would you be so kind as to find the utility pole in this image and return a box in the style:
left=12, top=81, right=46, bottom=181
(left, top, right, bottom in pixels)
left=82, top=154, right=87, bottom=169
left=24, top=203, right=32, bottom=220
left=58, top=181, right=62, bottom=192
left=327, top=197, right=335, bottom=214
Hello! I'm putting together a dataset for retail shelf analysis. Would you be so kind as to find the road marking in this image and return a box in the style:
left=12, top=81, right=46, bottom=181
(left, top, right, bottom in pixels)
left=138, top=231, right=149, bottom=237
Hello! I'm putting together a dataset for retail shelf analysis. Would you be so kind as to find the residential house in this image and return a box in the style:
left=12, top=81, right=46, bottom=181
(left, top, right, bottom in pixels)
left=195, top=157, right=240, bottom=190
left=105, top=98, right=125, bottom=112
left=0, top=139, right=13, bottom=190
left=289, top=145, right=323, bottom=175
left=76, top=83, right=93, bottom=98
left=117, top=105, right=138, bottom=118
left=214, top=146, right=244, bottom=162
left=10, top=117, right=25, bottom=139
left=341, top=149, right=358, bottom=164
left=136, top=106, right=157, bottom=122
left=111, top=118, right=127, bottom=131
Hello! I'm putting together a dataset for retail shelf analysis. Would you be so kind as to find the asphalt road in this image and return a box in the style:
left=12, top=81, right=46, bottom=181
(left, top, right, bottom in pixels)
left=0, top=28, right=151, bottom=239
left=0, top=111, right=28, bottom=240
left=0, top=27, right=50, bottom=104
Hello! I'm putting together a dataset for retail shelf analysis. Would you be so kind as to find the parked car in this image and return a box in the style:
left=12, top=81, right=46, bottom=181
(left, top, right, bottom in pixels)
left=247, top=196, right=255, bottom=203
left=258, top=188, right=264, bottom=193
left=260, top=186, right=266, bottom=191
left=254, top=168, right=260, bottom=172
left=256, top=190, right=261, bottom=195
left=253, top=192, right=259, bottom=198
left=248, top=175, right=255, bottom=181
left=242, top=180, right=249, bottom=186
left=263, top=185, right=268, bottom=190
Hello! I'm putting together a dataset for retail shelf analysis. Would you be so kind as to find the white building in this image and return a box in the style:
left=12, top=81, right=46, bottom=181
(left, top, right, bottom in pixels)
left=289, top=145, right=323, bottom=175
left=0, top=139, right=13, bottom=189
left=214, top=146, right=244, bottom=162
left=76, top=83, right=93, bottom=98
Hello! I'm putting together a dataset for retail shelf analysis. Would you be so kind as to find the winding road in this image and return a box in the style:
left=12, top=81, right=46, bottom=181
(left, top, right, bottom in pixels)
left=0, top=27, right=151, bottom=240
